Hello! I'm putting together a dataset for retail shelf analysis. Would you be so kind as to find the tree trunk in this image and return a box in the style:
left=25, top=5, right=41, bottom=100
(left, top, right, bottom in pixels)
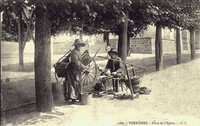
left=18, top=11, right=24, bottom=71
left=176, top=28, right=182, bottom=64
left=127, top=35, right=131, bottom=57
left=103, top=32, right=110, bottom=45
left=155, top=22, right=163, bottom=71
left=80, top=22, right=83, bottom=40
left=35, top=6, right=53, bottom=112
left=195, top=30, right=200, bottom=50
left=1, top=11, right=6, bottom=126
left=1, top=12, right=3, bottom=74
left=118, top=31, right=123, bottom=55
left=190, top=28, right=196, bottom=60
left=1, top=93, right=6, bottom=126
left=118, top=11, right=128, bottom=61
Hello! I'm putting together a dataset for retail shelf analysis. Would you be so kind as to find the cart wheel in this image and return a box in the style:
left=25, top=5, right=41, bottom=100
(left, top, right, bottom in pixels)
left=81, top=58, right=97, bottom=87
left=55, top=73, right=64, bottom=84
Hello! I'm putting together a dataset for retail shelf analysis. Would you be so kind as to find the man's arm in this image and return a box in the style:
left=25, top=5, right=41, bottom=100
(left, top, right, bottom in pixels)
left=71, top=50, right=87, bottom=70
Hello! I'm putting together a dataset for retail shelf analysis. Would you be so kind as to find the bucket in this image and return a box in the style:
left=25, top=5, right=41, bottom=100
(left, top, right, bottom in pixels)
left=81, top=92, right=93, bottom=105
left=52, top=82, right=63, bottom=106
left=130, top=76, right=140, bottom=85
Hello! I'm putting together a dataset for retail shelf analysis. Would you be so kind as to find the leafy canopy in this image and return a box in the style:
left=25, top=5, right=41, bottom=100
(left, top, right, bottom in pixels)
left=1, top=0, right=199, bottom=41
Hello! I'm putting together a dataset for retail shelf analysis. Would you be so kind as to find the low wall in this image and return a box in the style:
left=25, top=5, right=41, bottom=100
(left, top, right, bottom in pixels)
left=53, top=37, right=176, bottom=55
left=130, top=37, right=152, bottom=54
left=110, top=37, right=176, bottom=54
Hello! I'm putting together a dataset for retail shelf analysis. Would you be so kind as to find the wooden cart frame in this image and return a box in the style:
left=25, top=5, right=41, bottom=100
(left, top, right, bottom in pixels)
left=53, top=49, right=100, bottom=87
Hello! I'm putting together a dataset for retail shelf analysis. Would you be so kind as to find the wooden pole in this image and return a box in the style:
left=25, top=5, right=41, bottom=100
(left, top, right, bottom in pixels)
left=125, top=64, right=134, bottom=100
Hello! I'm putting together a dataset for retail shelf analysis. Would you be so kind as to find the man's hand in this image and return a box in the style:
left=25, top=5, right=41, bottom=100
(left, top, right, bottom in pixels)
left=83, top=67, right=90, bottom=74
left=111, top=72, right=117, bottom=75
left=61, top=62, right=68, bottom=65
left=83, top=65, right=89, bottom=70
left=97, top=65, right=104, bottom=71
left=100, top=69, right=111, bottom=76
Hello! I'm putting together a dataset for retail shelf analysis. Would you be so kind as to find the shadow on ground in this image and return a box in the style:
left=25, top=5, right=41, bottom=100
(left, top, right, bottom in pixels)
left=5, top=104, right=66, bottom=126
left=2, top=62, right=35, bottom=72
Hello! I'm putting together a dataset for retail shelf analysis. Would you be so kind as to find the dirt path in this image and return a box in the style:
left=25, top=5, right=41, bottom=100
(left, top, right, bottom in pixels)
left=5, top=58, right=200, bottom=126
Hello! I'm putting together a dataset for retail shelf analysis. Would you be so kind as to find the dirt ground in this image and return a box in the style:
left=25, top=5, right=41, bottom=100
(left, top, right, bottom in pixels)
left=3, top=57, right=200, bottom=126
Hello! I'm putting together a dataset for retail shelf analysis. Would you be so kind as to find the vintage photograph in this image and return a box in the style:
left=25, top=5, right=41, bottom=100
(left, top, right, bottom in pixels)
left=1, top=0, right=200, bottom=126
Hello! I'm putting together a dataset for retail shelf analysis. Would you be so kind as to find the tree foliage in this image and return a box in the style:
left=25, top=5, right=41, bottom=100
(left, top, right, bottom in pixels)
left=143, top=0, right=200, bottom=29
left=2, top=11, right=18, bottom=41
left=1, top=0, right=34, bottom=42
left=1, top=0, right=199, bottom=41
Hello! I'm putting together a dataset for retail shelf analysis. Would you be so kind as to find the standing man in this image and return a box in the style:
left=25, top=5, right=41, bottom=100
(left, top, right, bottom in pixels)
left=64, top=39, right=88, bottom=103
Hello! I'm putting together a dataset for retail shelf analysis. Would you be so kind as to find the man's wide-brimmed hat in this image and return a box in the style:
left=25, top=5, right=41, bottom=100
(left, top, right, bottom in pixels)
left=73, top=39, right=86, bottom=47
left=108, top=48, right=118, bottom=55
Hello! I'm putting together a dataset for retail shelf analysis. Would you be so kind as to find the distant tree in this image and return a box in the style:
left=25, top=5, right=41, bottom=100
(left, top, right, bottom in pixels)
left=176, top=28, right=182, bottom=64
left=1, top=0, right=53, bottom=112
left=142, top=0, right=200, bottom=70
left=92, top=0, right=150, bottom=61
left=2, top=1, right=34, bottom=70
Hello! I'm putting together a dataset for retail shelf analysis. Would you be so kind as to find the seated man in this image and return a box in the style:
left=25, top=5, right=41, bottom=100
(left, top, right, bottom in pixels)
left=105, top=48, right=125, bottom=92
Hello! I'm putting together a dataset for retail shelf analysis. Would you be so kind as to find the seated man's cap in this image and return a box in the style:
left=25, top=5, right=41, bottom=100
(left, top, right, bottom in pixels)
left=108, top=48, right=118, bottom=55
